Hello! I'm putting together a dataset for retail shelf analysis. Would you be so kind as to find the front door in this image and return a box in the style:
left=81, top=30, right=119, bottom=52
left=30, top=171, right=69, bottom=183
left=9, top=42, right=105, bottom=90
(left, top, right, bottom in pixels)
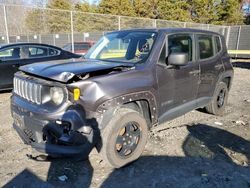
left=156, top=33, right=200, bottom=123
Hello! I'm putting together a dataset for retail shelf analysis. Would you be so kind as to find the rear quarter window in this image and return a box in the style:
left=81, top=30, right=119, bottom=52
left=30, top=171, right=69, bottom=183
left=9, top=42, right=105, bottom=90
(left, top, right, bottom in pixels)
left=215, top=36, right=222, bottom=53
left=48, top=48, right=60, bottom=56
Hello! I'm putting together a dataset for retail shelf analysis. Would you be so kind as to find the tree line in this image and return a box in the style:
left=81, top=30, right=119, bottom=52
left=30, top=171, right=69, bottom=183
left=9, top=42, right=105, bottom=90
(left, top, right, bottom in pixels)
left=25, top=0, right=245, bottom=34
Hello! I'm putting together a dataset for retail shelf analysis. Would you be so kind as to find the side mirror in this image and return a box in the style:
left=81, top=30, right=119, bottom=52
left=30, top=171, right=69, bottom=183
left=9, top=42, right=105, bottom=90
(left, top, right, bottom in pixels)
left=168, top=53, right=188, bottom=66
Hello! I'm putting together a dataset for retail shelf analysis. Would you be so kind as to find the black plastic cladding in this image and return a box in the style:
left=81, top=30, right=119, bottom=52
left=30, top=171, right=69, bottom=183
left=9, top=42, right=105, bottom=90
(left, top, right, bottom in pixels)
left=97, top=91, right=158, bottom=125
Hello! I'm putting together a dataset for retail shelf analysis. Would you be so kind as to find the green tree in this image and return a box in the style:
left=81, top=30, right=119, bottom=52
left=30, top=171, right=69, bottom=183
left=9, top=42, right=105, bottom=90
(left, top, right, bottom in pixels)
left=46, top=0, right=72, bottom=33
left=98, top=0, right=136, bottom=16
left=157, top=0, right=192, bottom=22
left=74, top=1, right=117, bottom=32
left=47, top=0, right=72, bottom=10
left=25, top=9, right=45, bottom=33
left=188, top=0, right=220, bottom=24
left=217, top=0, right=244, bottom=25
left=133, top=0, right=159, bottom=19
left=74, top=1, right=98, bottom=13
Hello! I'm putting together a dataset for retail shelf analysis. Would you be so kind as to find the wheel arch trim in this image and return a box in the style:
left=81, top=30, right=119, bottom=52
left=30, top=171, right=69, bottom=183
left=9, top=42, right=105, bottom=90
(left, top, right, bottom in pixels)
left=217, top=70, right=234, bottom=91
left=96, top=91, right=158, bottom=126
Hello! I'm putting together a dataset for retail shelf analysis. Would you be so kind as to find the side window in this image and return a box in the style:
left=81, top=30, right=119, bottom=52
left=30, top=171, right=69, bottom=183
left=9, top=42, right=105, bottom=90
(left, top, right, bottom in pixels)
left=0, top=47, right=20, bottom=61
left=28, top=46, right=48, bottom=58
left=168, top=34, right=193, bottom=61
left=75, top=44, right=83, bottom=50
left=215, top=36, right=222, bottom=53
left=48, top=48, right=60, bottom=56
left=82, top=44, right=90, bottom=50
left=74, top=44, right=90, bottom=50
left=198, top=35, right=214, bottom=59
left=63, top=44, right=72, bottom=52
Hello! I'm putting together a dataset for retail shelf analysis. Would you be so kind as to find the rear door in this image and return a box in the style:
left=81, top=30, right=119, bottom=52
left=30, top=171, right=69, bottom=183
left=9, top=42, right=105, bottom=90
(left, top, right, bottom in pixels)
left=196, top=34, right=224, bottom=102
left=0, top=47, right=21, bottom=89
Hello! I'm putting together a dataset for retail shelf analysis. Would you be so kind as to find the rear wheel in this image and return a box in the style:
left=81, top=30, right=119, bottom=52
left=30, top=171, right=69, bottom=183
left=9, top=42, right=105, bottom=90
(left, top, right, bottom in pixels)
left=99, top=108, right=148, bottom=168
left=205, top=82, right=228, bottom=116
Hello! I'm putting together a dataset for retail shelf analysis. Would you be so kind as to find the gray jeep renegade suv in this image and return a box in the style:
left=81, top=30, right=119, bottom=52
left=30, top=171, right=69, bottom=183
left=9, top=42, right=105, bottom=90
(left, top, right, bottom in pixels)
left=11, top=28, right=233, bottom=168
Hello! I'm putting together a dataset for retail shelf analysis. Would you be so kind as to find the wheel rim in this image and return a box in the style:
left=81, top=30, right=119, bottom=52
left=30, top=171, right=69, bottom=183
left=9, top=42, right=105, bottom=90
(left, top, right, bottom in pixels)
left=115, top=122, right=141, bottom=157
left=217, top=89, right=226, bottom=108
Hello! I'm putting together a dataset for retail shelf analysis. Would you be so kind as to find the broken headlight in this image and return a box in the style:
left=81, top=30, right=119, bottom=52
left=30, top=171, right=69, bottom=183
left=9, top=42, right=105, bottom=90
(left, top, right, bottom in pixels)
left=50, top=87, right=65, bottom=105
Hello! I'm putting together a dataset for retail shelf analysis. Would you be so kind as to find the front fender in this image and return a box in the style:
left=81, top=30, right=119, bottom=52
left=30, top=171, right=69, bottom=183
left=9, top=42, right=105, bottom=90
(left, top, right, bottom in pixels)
left=96, top=91, right=158, bottom=126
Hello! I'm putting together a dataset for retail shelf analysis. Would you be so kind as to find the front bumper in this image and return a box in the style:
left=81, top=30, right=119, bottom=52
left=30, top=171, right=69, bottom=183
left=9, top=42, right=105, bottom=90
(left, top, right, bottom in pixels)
left=11, top=95, right=100, bottom=158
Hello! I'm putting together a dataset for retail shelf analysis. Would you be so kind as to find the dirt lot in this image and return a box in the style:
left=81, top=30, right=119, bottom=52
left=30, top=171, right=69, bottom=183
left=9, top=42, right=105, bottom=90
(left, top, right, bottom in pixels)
left=0, top=63, right=250, bottom=188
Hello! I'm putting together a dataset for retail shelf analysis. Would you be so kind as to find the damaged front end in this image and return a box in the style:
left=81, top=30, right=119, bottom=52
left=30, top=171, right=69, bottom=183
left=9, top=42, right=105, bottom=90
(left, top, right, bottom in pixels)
left=11, top=59, right=135, bottom=158
left=12, top=101, right=100, bottom=158
left=11, top=72, right=103, bottom=158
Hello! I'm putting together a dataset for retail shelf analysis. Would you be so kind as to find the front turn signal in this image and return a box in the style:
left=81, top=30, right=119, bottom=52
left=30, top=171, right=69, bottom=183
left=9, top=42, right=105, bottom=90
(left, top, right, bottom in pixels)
left=73, top=88, right=81, bottom=101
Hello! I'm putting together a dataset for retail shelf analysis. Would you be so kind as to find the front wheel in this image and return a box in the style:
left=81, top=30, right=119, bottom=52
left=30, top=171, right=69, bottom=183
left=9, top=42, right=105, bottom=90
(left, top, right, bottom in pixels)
left=205, top=82, right=229, bottom=116
left=99, top=108, right=148, bottom=168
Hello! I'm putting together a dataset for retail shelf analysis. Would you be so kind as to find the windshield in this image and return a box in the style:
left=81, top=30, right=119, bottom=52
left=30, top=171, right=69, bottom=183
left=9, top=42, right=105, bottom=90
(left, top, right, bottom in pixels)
left=85, top=31, right=157, bottom=63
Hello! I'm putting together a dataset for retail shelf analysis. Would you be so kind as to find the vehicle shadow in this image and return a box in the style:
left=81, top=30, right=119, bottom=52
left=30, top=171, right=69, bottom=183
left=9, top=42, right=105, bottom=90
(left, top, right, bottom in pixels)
left=232, top=61, right=250, bottom=69
left=3, top=123, right=250, bottom=187
left=0, top=89, right=12, bottom=94
left=100, top=123, right=250, bottom=188
left=183, top=124, right=250, bottom=164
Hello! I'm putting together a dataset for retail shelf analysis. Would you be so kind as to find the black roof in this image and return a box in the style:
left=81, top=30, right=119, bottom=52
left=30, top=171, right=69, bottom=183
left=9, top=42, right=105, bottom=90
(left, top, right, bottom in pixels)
left=0, top=42, right=62, bottom=50
left=108, top=27, right=222, bottom=36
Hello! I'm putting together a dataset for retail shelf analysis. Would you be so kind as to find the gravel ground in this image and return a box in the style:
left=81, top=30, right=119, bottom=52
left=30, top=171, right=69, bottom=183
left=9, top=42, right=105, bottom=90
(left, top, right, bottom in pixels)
left=0, top=63, right=250, bottom=188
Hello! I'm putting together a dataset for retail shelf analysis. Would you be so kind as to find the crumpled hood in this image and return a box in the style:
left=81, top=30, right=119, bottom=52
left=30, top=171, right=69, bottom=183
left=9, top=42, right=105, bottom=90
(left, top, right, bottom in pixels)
left=20, top=58, right=134, bottom=83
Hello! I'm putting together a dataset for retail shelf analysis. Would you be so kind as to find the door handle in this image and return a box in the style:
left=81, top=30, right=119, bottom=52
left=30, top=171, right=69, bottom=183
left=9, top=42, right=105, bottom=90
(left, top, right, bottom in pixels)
left=214, top=64, right=223, bottom=70
left=189, top=70, right=200, bottom=75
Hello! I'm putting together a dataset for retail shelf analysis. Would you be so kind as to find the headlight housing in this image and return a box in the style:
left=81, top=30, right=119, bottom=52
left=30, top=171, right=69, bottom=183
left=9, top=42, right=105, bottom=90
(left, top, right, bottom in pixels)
left=50, top=87, right=65, bottom=105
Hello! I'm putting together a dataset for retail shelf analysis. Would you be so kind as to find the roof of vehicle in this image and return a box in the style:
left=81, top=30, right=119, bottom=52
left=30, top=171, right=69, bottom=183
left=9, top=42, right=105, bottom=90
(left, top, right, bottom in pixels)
left=107, top=28, right=222, bottom=36
left=0, top=42, right=62, bottom=50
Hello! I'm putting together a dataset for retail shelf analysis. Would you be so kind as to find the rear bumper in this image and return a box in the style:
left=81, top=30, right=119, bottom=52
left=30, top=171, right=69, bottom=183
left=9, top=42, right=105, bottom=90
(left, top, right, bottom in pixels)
left=11, top=95, right=100, bottom=158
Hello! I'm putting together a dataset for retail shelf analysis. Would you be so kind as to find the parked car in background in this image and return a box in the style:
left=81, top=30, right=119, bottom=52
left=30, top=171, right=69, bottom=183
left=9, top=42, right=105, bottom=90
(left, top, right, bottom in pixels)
left=62, top=41, right=95, bottom=55
left=0, top=43, right=81, bottom=90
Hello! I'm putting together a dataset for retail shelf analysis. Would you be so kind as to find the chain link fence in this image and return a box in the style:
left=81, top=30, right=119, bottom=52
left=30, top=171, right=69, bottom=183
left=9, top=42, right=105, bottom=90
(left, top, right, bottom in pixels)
left=0, top=4, right=249, bottom=57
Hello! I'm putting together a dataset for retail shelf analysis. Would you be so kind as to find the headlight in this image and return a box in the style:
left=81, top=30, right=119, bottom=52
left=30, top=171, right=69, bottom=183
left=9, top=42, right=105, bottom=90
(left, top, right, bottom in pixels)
left=50, top=87, right=64, bottom=105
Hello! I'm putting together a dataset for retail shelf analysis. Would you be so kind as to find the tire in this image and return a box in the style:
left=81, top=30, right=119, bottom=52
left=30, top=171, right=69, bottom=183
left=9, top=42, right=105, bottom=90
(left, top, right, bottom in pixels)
left=205, top=82, right=229, bottom=116
left=99, top=108, right=148, bottom=168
